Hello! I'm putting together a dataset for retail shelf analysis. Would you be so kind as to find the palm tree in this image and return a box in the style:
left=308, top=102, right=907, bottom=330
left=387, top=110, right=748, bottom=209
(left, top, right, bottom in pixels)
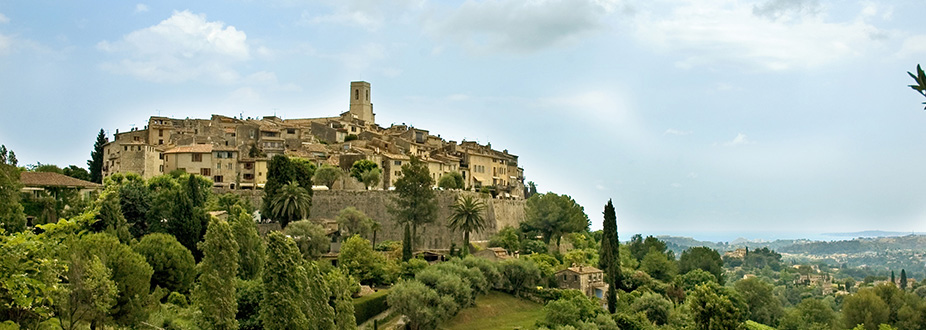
left=448, top=194, right=486, bottom=256
left=270, top=181, right=311, bottom=229
left=370, top=220, right=381, bottom=249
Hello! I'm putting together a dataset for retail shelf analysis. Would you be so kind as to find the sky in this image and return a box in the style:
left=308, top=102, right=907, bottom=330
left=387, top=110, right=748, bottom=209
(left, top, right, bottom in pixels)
left=1, top=0, right=925, bottom=241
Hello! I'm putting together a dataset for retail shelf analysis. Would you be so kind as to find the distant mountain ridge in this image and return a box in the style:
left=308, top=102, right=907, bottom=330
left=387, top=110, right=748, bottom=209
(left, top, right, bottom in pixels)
left=822, top=230, right=917, bottom=238
left=653, top=234, right=926, bottom=256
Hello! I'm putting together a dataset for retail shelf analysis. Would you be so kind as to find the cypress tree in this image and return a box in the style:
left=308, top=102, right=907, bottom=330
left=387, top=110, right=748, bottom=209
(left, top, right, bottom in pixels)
left=194, top=220, right=239, bottom=330
left=261, top=232, right=310, bottom=330
left=402, top=224, right=413, bottom=261
left=900, top=269, right=908, bottom=290
left=891, top=270, right=896, bottom=286
left=231, top=205, right=265, bottom=280
left=599, top=199, right=621, bottom=313
left=88, top=129, right=107, bottom=183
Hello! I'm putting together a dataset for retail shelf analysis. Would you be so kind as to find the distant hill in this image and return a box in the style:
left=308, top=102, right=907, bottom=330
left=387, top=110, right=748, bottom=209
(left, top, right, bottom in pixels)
left=655, top=235, right=814, bottom=256
left=822, top=230, right=916, bottom=238
left=778, top=234, right=926, bottom=255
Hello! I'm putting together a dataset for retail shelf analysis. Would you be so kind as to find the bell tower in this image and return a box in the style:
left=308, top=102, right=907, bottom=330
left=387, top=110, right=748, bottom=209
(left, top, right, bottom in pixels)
left=349, top=81, right=374, bottom=124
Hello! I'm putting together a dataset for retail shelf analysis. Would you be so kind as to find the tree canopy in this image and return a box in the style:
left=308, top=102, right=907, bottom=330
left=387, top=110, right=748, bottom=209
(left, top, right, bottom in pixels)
left=523, top=192, right=589, bottom=250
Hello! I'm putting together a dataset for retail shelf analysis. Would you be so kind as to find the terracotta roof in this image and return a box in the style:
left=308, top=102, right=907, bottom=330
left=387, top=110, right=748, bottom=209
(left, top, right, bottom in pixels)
left=164, top=144, right=213, bottom=154
left=20, top=172, right=102, bottom=189
left=556, top=266, right=604, bottom=275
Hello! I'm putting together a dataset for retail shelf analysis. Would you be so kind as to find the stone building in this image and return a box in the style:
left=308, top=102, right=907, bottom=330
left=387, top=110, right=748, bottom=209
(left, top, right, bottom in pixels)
left=102, top=81, right=525, bottom=198
left=555, top=266, right=609, bottom=301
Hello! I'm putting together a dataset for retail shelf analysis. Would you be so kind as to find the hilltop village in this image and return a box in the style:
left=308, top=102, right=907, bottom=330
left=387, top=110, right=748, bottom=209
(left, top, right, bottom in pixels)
left=102, top=81, right=525, bottom=199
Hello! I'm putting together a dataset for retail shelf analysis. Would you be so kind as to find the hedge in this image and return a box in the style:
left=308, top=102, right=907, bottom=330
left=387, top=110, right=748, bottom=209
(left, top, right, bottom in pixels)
left=353, top=289, right=390, bottom=325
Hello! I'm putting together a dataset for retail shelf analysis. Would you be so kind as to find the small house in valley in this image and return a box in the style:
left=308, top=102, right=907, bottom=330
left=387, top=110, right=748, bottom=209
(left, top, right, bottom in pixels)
left=555, top=266, right=609, bottom=301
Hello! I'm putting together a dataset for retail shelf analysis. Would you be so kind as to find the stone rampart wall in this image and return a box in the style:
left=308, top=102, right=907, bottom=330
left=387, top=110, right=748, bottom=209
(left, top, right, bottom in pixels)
left=215, top=189, right=526, bottom=249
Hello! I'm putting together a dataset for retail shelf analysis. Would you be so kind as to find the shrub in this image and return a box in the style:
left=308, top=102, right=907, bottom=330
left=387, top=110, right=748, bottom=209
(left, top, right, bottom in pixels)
left=167, top=292, right=188, bottom=307
left=353, top=289, right=390, bottom=324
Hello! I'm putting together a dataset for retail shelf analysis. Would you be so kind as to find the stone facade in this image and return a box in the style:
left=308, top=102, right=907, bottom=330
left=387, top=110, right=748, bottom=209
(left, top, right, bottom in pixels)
left=102, top=81, right=525, bottom=198
left=555, top=266, right=609, bottom=301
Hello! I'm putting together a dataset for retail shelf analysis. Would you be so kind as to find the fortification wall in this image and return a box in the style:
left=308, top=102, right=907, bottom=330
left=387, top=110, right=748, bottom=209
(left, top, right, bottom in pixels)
left=215, top=189, right=526, bottom=249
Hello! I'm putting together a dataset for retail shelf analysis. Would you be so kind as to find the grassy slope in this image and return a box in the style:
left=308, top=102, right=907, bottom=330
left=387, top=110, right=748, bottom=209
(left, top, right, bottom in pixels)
left=440, top=291, right=544, bottom=330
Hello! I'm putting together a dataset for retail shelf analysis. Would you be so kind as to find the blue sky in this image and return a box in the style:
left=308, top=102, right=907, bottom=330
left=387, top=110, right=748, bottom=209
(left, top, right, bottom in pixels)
left=1, top=0, right=925, bottom=239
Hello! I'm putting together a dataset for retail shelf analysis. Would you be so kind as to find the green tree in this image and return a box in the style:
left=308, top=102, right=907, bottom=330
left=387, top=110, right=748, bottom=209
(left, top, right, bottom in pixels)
left=900, top=269, right=907, bottom=290
left=437, top=172, right=464, bottom=190
left=734, top=277, right=782, bottom=326
left=631, top=291, right=672, bottom=325
left=908, top=64, right=926, bottom=110
left=339, top=235, right=384, bottom=285
left=842, top=288, right=890, bottom=330
left=230, top=206, right=264, bottom=281
left=62, top=165, right=91, bottom=181
left=262, top=156, right=313, bottom=222
left=689, top=282, right=747, bottom=330
left=360, top=167, right=381, bottom=190
left=283, top=219, right=329, bottom=259
left=336, top=206, right=374, bottom=239
left=391, top=155, right=437, bottom=253
left=270, top=181, right=311, bottom=229
left=57, top=255, right=116, bottom=330
left=236, top=279, right=262, bottom=330
left=641, top=250, right=677, bottom=282
left=115, top=174, right=152, bottom=238
left=448, top=194, right=486, bottom=255
left=489, top=226, right=520, bottom=254
left=73, top=233, right=154, bottom=326
left=194, top=219, right=239, bottom=330
left=261, top=232, right=310, bottom=330
left=387, top=279, right=455, bottom=330
left=133, top=233, right=196, bottom=294
left=778, top=298, right=836, bottom=330
left=0, top=145, right=26, bottom=233
left=325, top=268, right=358, bottom=330
left=500, top=258, right=542, bottom=296
left=679, top=246, right=725, bottom=284
left=0, top=230, right=64, bottom=328
left=166, top=185, right=208, bottom=260
left=598, top=199, right=621, bottom=313
left=88, top=129, right=107, bottom=183
left=314, top=164, right=341, bottom=189
left=522, top=192, right=589, bottom=251
left=677, top=268, right=718, bottom=292
left=402, top=224, right=413, bottom=261
left=349, top=159, right=377, bottom=182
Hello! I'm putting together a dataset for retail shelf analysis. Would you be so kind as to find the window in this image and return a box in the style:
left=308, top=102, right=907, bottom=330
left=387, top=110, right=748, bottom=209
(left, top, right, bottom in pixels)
left=243, top=173, right=254, bottom=180
left=366, top=89, right=369, bottom=101
left=124, top=146, right=127, bottom=151
left=216, top=163, right=221, bottom=169
left=287, top=128, right=295, bottom=134
left=159, top=165, right=164, bottom=172
left=134, top=136, right=140, bottom=141
left=158, top=129, right=163, bottom=137
left=394, top=160, right=402, bottom=165
left=192, top=153, right=203, bottom=162
left=159, top=153, right=164, bottom=160
left=244, top=163, right=254, bottom=170
left=200, top=168, right=211, bottom=176
left=227, top=163, right=233, bottom=170
left=158, top=139, right=163, bottom=145
left=214, top=176, right=223, bottom=183
left=355, top=89, right=359, bottom=100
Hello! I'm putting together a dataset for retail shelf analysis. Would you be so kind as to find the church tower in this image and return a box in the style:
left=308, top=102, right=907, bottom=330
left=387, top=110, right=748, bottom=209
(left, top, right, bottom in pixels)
left=349, top=81, right=375, bottom=124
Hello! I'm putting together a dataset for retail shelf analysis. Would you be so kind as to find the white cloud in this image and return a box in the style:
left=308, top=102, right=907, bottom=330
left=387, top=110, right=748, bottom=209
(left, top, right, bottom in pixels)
left=0, top=34, right=10, bottom=54
left=752, top=0, right=821, bottom=21
left=302, top=10, right=382, bottom=31
left=425, top=0, right=620, bottom=53
left=97, top=10, right=251, bottom=83
left=447, top=94, right=469, bottom=101
left=633, top=0, right=883, bottom=70
left=0, top=12, right=9, bottom=24
left=135, top=4, right=149, bottom=14
left=898, top=35, right=926, bottom=58
left=665, top=128, right=692, bottom=135
left=723, top=133, right=754, bottom=147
